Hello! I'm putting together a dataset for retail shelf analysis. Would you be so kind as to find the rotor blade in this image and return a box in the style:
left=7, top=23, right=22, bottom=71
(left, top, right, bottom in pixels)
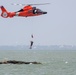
left=27, top=3, right=50, bottom=6
left=11, top=3, right=50, bottom=6
left=11, top=3, right=23, bottom=6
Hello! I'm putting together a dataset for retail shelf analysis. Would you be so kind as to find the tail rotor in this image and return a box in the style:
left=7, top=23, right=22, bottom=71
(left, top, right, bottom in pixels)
left=0, top=6, right=8, bottom=18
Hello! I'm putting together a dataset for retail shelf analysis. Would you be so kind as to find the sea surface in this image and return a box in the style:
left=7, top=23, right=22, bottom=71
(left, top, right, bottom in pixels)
left=0, top=49, right=76, bottom=75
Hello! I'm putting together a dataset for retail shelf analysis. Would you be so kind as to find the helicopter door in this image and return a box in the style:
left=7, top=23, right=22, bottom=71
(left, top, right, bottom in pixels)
left=33, top=9, right=37, bottom=14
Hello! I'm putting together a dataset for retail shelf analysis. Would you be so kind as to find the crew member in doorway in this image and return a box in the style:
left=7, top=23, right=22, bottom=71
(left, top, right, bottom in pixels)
left=30, top=34, right=34, bottom=49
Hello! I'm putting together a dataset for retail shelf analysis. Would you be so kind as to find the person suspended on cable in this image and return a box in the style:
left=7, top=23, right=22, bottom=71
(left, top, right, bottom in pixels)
left=30, top=34, right=34, bottom=49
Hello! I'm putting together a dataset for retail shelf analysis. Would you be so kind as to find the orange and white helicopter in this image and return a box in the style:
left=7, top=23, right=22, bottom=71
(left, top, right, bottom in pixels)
left=0, top=3, right=49, bottom=18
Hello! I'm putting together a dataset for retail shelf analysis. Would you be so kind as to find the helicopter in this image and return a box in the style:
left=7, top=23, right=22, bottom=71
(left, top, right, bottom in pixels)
left=0, top=3, right=49, bottom=18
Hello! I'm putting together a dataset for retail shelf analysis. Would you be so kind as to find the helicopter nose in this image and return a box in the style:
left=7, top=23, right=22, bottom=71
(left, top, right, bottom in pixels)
left=43, top=12, right=47, bottom=14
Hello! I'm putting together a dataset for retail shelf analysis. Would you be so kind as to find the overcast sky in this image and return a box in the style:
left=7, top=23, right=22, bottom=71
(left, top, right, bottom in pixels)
left=0, top=0, right=76, bottom=46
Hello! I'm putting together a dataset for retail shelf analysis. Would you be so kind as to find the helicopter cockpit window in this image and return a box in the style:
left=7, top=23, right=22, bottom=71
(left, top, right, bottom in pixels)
left=37, top=9, right=43, bottom=13
left=33, top=8, right=43, bottom=14
left=33, top=9, right=38, bottom=14
left=34, top=10, right=37, bottom=13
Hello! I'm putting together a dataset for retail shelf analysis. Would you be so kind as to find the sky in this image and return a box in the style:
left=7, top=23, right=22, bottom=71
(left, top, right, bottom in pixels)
left=0, top=0, right=76, bottom=46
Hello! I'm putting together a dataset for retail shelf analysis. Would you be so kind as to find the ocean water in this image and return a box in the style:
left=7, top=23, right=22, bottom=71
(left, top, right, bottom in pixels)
left=0, top=50, right=76, bottom=75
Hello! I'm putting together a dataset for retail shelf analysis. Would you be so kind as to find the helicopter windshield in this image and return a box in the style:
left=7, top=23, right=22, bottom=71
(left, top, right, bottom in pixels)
left=37, top=9, right=43, bottom=13
left=37, top=8, right=47, bottom=14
